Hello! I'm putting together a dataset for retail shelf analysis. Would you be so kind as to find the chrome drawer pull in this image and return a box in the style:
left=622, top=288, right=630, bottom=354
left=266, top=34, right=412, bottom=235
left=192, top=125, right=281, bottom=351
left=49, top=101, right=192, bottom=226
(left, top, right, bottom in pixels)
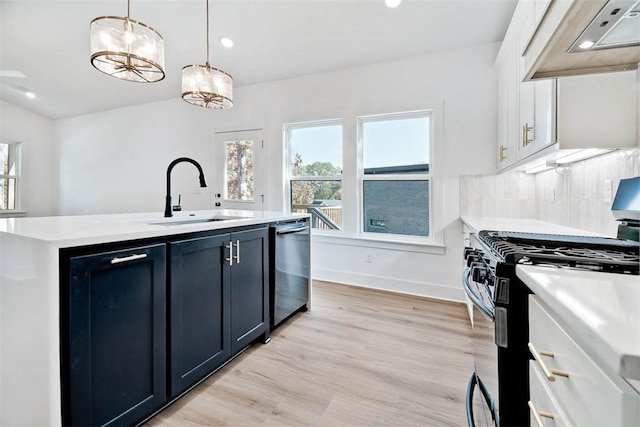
left=233, top=240, right=240, bottom=263
left=528, top=342, right=570, bottom=382
left=110, top=253, right=147, bottom=264
left=528, top=400, right=554, bottom=427
left=226, top=241, right=234, bottom=266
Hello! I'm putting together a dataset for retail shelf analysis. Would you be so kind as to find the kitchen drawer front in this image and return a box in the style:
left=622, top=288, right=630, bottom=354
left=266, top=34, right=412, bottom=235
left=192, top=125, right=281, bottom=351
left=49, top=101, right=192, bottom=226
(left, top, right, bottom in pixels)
left=529, top=361, right=573, bottom=427
left=529, top=296, right=640, bottom=427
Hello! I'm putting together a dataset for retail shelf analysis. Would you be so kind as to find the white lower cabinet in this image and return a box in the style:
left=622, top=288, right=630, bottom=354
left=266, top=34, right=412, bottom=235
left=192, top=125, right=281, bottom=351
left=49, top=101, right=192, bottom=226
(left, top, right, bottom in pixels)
left=529, top=361, right=572, bottom=427
left=528, top=295, right=640, bottom=426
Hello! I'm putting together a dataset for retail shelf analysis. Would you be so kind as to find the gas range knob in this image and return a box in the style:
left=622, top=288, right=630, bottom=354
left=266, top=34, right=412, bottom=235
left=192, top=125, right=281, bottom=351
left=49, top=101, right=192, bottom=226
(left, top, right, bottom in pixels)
left=471, top=264, right=488, bottom=283
left=467, top=255, right=482, bottom=267
left=463, top=247, right=476, bottom=260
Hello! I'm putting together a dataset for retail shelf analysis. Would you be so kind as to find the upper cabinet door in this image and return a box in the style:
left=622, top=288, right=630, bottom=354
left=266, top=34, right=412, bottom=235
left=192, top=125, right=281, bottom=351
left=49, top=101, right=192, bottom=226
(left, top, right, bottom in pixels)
left=211, top=129, right=266, bottom=211
left=65, top=243, right=167, bottom=427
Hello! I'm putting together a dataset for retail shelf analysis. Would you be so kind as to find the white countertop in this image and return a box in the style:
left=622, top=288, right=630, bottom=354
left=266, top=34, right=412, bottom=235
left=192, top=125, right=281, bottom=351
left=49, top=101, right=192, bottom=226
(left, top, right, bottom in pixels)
left=461, top=216, right=605, bottom=237
left=517, top=265, right=640, bottom=381
left=0, top=209, right=308, bottom=248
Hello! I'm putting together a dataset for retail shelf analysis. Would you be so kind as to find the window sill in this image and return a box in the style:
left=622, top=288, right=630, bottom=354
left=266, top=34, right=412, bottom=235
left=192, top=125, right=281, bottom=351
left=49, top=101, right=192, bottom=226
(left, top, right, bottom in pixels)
left=0, top=210, right=27, bottom=218
left=311, top=232, right=445, bottom=254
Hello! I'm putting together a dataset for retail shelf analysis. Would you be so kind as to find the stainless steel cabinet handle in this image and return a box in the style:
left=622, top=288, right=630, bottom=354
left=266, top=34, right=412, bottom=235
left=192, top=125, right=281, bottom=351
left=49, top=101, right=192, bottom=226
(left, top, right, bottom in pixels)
left=523, top=123, right=534, bottom=146
left=528, top=400, right=555, bottom=427
left=499, top=144, right=507, bottom=161
left=528, top=342, right=569, bottom=382
left=110, top=253, right=148, bottom=264
left=226, top=241, right=233, bottom=266
left=233, top=240, right=240, bottom=263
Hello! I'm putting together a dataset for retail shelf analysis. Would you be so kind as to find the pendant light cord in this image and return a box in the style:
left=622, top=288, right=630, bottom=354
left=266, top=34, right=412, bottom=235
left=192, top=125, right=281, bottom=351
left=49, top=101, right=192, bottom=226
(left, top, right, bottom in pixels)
left=127, top=0, right=130, bottom=19
left=205, top=0, right=210, bottom=68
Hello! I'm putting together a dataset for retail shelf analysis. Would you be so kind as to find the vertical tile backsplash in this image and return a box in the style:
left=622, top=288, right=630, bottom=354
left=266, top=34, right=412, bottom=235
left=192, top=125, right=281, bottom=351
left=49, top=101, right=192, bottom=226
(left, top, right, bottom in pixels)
left=461, top=148, right=640, bottom=236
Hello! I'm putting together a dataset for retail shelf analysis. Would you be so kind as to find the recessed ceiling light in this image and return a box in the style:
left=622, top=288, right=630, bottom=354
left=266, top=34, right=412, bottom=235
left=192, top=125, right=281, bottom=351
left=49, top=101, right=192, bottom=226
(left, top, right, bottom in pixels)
left=579, top=40, right=595, bottom=49
left=385, top=0, right=402, bottom=8
left=220, top=37, right=234, bottom=48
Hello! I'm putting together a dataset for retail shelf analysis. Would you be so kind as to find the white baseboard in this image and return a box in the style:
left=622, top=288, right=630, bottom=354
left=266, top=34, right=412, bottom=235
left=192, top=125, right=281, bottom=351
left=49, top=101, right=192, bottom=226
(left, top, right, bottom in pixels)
left=312, top=267, right=466, bottom=304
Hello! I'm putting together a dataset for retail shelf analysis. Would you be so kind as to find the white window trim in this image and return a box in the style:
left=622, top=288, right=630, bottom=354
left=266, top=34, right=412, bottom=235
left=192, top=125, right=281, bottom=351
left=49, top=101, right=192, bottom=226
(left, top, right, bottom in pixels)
left=283, top=100, right=444, bottom=246
left=0, top=141, right=22, bottom=212
left=356, top=109, right=435, bottom=243
left=284, top=119, right=344, bottom=231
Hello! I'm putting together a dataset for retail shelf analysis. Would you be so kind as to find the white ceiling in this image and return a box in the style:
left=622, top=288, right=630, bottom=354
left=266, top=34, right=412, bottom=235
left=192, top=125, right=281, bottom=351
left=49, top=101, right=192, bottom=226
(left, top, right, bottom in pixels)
left=0, top=0, right=517, bottom=120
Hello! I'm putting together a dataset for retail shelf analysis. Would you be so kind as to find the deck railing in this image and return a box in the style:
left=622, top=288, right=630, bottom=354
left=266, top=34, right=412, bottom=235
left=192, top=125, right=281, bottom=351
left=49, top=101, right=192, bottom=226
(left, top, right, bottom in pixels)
left=292, top=204, right=342, bottom=230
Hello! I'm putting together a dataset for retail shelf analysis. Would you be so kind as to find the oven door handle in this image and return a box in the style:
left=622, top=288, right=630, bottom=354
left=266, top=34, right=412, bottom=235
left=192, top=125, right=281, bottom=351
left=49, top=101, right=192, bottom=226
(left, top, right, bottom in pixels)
left=462, top=267, right=494, bottom=320
left=466, top=373, right=500, bottom=427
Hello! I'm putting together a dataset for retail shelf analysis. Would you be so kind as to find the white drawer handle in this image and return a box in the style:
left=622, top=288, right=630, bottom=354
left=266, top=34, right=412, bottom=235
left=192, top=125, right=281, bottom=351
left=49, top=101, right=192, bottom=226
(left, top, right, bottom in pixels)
left=110, top=253, right=148, bottom=264
left=528, top=342, right=570, bottom=382
left=528, top=400, right=555, bottom=427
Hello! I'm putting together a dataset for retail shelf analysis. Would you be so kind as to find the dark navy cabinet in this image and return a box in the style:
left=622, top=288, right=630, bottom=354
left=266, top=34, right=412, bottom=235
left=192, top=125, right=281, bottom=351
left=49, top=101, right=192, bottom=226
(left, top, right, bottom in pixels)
left=169, top=234, right=231, bottom=397
left=229, top=227, right=270, bottom=355
left=61, top=225, right=271, bottom=426
left=63, top=243, right=167, bottom=427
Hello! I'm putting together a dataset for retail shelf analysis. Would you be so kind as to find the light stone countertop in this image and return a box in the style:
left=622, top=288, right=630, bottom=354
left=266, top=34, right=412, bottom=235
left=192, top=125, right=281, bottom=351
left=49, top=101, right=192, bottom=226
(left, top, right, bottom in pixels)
left=0, top=209, right=309, bottom=248
left=460, top=216, right=605, bottom=237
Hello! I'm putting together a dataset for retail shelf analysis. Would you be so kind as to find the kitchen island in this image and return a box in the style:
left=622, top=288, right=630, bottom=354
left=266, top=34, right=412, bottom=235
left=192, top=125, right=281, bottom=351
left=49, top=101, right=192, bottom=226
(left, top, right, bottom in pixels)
left=0, top=210, right=309, bottom=427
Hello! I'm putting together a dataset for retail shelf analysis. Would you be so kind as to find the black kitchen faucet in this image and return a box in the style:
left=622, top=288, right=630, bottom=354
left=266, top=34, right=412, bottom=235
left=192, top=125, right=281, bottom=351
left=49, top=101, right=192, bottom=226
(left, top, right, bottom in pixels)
left=164, top=157, right=207, bottom=217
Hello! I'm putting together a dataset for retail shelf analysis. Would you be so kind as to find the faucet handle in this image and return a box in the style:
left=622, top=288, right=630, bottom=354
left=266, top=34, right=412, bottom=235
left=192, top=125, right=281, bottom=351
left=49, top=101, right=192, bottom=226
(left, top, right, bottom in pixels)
left=172, top=194, right=182, bottom=211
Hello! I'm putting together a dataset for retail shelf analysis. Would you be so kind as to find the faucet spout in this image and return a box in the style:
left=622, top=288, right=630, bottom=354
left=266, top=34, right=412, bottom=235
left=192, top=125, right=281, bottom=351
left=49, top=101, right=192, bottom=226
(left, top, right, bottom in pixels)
left=164, top=157, right=208, bottom=217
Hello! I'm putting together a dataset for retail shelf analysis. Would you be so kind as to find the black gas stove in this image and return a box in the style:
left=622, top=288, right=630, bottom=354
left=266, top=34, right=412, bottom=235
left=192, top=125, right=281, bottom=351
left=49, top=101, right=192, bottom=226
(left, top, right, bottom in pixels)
left=477, top=230, right=639, bottom=275
left=464, top=230, right=639, bottom=427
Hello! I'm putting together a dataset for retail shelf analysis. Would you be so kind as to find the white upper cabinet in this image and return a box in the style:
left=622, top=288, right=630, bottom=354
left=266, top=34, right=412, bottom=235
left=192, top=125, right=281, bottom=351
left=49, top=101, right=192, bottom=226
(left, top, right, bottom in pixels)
left=495, top=0, right=638, bottom=173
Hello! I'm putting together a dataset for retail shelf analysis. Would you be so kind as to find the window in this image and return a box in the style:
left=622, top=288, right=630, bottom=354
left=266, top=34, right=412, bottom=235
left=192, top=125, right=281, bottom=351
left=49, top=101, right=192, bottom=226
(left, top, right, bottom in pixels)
left=286, top=121, right=342, bottom=230
left=0, top=142, right=20, bottom=211
left=360, top=112, right=431, bottom=238
left=225, top=139, right=254, bottom=201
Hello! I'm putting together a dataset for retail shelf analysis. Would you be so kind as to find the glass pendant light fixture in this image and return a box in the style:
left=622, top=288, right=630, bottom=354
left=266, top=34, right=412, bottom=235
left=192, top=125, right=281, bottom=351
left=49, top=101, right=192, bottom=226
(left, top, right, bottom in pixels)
left=90, top=0, right=165, bottom=83
left=181, top=0, right=233, bottom=109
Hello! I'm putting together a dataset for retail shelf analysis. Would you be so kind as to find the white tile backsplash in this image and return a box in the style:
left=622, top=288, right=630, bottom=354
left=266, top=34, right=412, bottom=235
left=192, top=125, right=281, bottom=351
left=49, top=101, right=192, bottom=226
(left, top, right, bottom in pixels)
left=461, top=148, right=640, bottom=237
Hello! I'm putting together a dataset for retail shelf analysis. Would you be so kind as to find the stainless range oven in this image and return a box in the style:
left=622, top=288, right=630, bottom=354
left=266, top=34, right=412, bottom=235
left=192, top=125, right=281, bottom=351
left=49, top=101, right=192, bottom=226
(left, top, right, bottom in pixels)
left=463, top=230, right=640, bottom=427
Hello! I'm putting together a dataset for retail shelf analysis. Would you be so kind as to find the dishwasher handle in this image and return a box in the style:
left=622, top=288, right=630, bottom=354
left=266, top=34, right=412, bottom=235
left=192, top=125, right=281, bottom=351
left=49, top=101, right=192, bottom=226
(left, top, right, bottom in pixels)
left=275, top=224, right=310, bottom=235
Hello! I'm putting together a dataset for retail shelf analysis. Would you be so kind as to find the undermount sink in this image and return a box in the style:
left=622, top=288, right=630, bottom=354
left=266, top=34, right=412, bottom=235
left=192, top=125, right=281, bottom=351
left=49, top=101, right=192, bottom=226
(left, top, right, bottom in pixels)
left=147, top=216, right=245, bottom=226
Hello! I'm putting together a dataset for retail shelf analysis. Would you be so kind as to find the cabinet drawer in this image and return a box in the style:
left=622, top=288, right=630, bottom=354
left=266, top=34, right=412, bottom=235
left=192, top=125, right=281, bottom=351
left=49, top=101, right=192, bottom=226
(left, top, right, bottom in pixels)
left=529, top=296, right=640, bottom=427
left=529, top=361, right=573, bottom=427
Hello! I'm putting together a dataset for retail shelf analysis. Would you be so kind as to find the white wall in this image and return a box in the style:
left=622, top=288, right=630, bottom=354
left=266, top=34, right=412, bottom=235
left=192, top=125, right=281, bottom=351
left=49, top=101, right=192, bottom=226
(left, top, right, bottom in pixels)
left=0, top=100, right=56, bottom=217
left=53, top=42, right=500, bottom=301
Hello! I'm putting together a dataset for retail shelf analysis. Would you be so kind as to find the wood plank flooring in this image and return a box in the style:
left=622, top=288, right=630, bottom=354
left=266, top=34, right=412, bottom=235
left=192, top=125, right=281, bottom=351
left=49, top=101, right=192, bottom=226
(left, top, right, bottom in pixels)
left=146, top=281, right=474, bottom=426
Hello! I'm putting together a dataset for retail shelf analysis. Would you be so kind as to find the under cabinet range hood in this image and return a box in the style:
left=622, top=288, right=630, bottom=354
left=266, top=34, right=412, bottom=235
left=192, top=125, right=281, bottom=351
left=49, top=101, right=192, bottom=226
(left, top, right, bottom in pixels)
left=524, top=0, right=640, bottom=80
left=568, top=0, right=640, bottom=53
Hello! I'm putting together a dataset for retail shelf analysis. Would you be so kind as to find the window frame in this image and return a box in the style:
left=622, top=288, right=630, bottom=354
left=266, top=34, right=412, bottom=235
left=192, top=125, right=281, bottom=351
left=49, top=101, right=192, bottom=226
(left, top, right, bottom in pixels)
left=0, top=141, right=21, bottom=212
left=357, top=110, right=434, bottom=243
left=284, top=119, right=344, bottom=233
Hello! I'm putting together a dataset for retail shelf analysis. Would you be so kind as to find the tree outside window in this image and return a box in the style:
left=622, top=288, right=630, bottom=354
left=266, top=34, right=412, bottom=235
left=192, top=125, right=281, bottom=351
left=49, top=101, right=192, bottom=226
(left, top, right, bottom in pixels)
left=225, top=140, right=254, bottom=201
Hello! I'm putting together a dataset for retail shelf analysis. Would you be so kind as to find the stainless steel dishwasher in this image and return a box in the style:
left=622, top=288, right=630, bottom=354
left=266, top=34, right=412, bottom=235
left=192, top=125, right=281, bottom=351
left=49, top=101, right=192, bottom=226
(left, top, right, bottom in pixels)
left=269, top=220, right=310, bottom=330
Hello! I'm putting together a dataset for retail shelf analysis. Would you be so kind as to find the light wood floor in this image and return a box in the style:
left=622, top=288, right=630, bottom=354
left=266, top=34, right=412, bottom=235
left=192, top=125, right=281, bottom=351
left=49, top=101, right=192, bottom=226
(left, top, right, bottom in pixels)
left=146, top=281, right=474, bottom=426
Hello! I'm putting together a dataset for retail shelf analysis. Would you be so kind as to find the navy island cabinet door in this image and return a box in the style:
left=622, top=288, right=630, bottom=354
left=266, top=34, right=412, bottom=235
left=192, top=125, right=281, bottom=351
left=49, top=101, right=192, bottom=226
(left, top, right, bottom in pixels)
left=66, top=243, right=167, bottom=427
left=230, top=227, right=269, bottom=355
left=169, top=234, right=231, bottom=397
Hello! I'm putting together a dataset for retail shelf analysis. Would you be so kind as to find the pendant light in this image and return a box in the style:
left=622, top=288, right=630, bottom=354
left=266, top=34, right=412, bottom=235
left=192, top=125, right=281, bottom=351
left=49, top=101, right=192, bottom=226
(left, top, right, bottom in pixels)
left=90, top=0, right=165, bottom=83
left=181, top=0, right=233, bottom=109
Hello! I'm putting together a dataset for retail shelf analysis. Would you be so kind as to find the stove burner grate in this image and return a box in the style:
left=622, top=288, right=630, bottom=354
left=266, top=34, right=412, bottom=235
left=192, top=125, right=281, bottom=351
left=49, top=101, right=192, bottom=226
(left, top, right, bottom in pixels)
left=479, top=230, right=640, bottom=275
